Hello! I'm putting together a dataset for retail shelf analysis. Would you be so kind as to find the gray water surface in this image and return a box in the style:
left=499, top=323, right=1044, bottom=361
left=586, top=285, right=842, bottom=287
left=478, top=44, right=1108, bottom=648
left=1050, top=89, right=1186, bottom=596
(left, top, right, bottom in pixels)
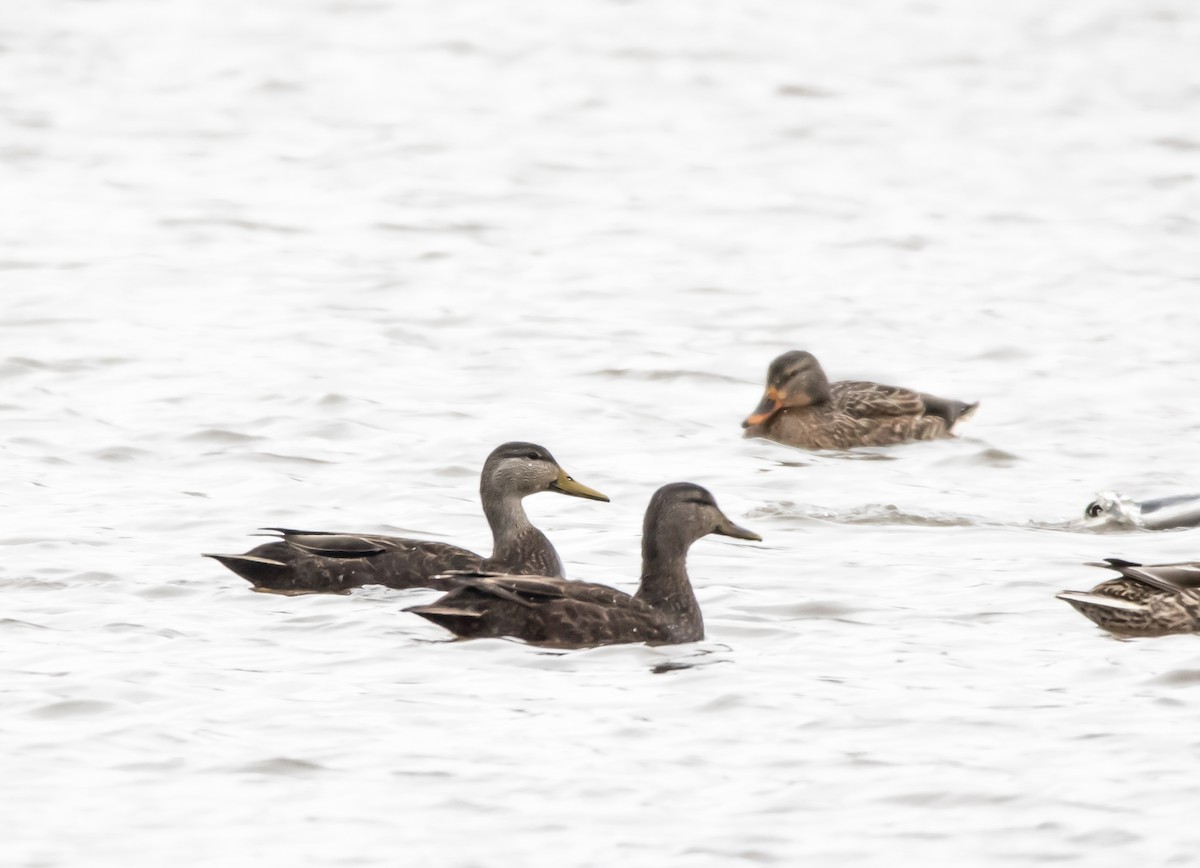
left=3, top=0, right=1200, bottom=865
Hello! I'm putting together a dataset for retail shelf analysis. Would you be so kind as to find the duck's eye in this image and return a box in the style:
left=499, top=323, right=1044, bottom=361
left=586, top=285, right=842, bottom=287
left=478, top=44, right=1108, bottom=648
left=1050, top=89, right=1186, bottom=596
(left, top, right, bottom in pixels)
left=1086, top=502, right=1103, bottom=518
left=526, top=452, right=541, bottom=460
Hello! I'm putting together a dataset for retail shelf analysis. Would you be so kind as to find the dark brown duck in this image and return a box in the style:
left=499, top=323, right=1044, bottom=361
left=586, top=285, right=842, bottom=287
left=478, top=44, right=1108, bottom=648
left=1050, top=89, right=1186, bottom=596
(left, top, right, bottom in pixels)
left=1057, top=559, right=1200, bottom=636
left=406, top=482, right=761, bottom=648
left=203, top=442, right=608, bottom=593
left=742, top=350, right=977, bottom=450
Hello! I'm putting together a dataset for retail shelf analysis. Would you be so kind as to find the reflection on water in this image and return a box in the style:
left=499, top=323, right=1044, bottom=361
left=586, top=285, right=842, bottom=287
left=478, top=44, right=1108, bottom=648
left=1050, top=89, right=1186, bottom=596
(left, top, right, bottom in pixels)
left=3, top=0, right=1200, bottom=865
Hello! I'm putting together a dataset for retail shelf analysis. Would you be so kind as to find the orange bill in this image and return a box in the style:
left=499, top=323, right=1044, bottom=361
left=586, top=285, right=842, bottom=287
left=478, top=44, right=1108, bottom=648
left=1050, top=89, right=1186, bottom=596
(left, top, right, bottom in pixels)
left=742, top=387, right=782, bottom=428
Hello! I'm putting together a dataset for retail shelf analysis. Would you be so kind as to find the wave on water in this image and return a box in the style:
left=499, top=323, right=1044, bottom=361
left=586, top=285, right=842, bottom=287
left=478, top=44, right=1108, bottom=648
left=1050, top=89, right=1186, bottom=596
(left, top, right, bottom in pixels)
left=769, top=450, right=900, bottom=466
left=651, top=651, right=734, bottom=675
left=250, top=451, right=335, bottom=465
left=749, top=501, right=983, bottom=528
left=753, top=501, right=1196, bottom=534
left=934, top=446, right=1021, bottom=468
left=1030, top=517, right=1196, bottom=535
left=182, top=428, right=264, bottom=444
left=0, top=355, right=132, bottom=375
left=227, top=757, right=327, bottom=776
left=727, top=599, right=864, bottom=620
left=1149, top=669, right=1200, bottom=687
left=591, top=367, right=746, bottom=384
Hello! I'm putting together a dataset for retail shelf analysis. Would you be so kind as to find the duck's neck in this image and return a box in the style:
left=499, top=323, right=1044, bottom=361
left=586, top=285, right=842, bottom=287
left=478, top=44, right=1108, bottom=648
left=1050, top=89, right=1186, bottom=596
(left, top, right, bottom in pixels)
left=635, top=530, right=701, bottom=626
left=798, top=369, right=833, bottom=406
left=482, top=494, right=564, bottom=578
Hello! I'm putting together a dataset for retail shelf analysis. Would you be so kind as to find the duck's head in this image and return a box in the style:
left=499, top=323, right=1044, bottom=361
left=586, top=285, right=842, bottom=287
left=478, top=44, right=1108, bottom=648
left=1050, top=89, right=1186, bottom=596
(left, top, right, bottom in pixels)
left=1084, top=491, right=1121, bottom=521
left=1082, top=490, right=1138, bottom=528
left=742, top=350, right=832, bottom=428
left=644, top=483, right=762, bottom=552
left=481, top=441, right=609, bottom=502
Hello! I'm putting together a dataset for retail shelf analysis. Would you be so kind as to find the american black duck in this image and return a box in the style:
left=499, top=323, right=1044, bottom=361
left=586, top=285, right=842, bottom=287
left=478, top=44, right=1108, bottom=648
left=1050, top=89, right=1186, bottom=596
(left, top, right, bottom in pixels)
left=406, top=482, right=761, bottom=648
left=204, top=441, right=608, bottom=593
left=1057, top=559, right=1200, bottom=636
left=742, top=350, right=977, bottom=450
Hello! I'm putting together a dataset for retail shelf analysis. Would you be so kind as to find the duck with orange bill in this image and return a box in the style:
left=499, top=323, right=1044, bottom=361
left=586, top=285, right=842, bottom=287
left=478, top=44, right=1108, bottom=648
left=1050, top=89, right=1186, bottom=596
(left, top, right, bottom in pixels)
left=742, top=350, right=977, bottom=450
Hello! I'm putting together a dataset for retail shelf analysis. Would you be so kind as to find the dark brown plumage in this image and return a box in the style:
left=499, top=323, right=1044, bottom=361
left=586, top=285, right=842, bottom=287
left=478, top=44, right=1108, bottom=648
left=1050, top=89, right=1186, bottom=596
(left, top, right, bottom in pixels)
left=1057, top=559, right=1200, bottom=636
left=742, top=351, right=977, bottom=450
left=406, top=483, right=762, bottom=648
left=203, top=442, right=608, bottom=593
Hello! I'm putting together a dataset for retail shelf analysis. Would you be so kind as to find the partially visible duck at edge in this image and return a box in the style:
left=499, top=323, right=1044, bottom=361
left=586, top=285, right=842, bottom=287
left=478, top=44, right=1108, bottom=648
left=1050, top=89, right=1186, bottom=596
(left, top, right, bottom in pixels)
left=203, top=441, right=609, bottom=594
left=1083, top=491, right=1200, bottom=531
left=406, top=482, right=761, bottom=648
left=742, top=350, right=978, bottom=450
left=1058, top=559, right=1200, bottom=637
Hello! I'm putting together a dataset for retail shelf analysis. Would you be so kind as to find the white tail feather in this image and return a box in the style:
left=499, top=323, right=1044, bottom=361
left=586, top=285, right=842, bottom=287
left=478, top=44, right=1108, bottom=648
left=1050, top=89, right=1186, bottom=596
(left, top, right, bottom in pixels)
left=1056, top=591, right=1146, bottom=613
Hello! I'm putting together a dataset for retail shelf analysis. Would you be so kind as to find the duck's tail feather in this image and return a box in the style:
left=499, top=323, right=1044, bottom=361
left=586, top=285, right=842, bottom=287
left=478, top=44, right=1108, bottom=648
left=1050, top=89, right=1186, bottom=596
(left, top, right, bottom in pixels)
left=953, top=401, right=979, bottom=426
left=406, top=604, right=485, bottom=637
left=1056, top=591, right=1146, bottom=613
left=203, top=553, right=289, bottom=586
left=918, top=395, right=979, bottom=429
left=1089, top=557, right=1142, bottom=570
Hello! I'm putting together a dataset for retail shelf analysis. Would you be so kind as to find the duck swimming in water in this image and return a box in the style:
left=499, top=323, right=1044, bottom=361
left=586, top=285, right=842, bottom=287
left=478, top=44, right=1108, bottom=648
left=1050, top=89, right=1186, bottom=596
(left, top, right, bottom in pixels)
left=406, top=482, right=761, bottom=648
left=742, top=351, right=977, bottom=450
left=1057, top=559, right=1200, bottom=636
left=1082, top=491, right=1200, bottom=531
left=203, top=442, right=608, bottom=594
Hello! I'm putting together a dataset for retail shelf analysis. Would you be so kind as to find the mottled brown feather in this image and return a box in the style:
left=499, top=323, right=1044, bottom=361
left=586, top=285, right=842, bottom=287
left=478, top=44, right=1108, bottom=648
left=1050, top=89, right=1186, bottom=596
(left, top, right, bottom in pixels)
left=743, top=351, right=976, bottom=450
left=1058, top=559, right=1200, bottom=636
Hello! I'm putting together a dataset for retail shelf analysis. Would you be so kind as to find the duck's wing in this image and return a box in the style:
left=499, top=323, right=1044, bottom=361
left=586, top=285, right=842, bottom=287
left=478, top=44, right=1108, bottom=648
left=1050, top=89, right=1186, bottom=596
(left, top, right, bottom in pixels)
left=206, top=534, right=483, bottom=593
left=1092, top=557, right=1142, bottom=570
left=407, top=574, right=653, bottom=646
left=260, top=529, right=389, bottom=557
left=437, top=571, right=632, bottom=607
left=1094, top=560, right=1200, bottom=594
left=260, top=528, right=478, bottom=561
left=833, top=381, right=927, bottom=419
left=426, top=570, right=566, bottom=607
